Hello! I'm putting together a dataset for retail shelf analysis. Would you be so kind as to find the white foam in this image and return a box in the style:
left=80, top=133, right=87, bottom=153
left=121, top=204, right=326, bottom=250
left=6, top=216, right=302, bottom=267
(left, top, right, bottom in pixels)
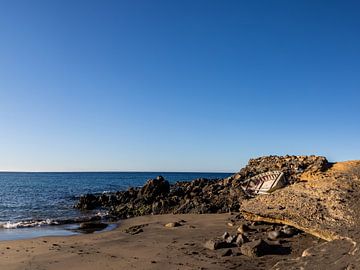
left=0, top=219, right=58, bottom=229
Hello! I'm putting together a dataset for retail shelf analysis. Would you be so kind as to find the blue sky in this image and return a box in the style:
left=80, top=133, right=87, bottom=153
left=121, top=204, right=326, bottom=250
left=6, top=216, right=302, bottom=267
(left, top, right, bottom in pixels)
left=0, top=0, right=359, bottom=172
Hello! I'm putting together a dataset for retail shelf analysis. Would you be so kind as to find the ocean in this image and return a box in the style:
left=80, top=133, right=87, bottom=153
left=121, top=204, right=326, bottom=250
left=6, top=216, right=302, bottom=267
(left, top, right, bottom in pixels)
left=0, top=172, right=231, bottom=240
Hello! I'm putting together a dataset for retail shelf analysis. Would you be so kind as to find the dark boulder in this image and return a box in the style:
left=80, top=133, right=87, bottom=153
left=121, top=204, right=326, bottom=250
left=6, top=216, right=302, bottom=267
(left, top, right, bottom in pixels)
left=75, top=222, right=108, bottom=233
left=240, top=239, right=271, bottom=257
left=204, top=238, right=231, bottom=250
left=75, top=194, right=100, bottom=210
left=139, top=176, right=170, bottom=201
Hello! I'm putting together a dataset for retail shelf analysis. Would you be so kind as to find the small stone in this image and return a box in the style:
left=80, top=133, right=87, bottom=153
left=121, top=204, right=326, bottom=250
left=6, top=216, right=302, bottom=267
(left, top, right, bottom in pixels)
left=240, top=239, right=270, bottom=257
left=225, top=235, right=236, bottom=244
left=282, top=225, right=297, bottom=236
left=235, top=234, right=248, bottom=246
left=227, top=222, right=235, bottom=227
left=222, top=232, right=230, bottom=239
left=204, top=239, right=229, bottom=250
left=237, top=224, right=249, bottom=234
left=222, top=249, right=233, bottom=257
left=165, top=222, right=181, bottom=228
left=267, top=230, right=281, bottom=240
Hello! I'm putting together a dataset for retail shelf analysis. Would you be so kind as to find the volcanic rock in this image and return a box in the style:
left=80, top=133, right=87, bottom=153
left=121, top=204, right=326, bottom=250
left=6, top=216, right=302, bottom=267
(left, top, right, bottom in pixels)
left=235, top=234, right=248, bottom=246
left=164, top=222, right=181, bottom=228
left=267, top=230, right=281, bottom=240
left=242, top=160, right=360, bottom=269
left=204, top=239, right=230, bottom=250
left=240, top=239, right=270, bottom=257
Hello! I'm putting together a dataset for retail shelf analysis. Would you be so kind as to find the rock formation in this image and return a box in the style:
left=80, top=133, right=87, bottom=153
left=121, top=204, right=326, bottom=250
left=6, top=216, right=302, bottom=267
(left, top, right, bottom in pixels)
left=75, top=155, right=360, bottom=269
left=241, top=160, right=360, bottom=269
left=75, top=155, right=331, bottom=219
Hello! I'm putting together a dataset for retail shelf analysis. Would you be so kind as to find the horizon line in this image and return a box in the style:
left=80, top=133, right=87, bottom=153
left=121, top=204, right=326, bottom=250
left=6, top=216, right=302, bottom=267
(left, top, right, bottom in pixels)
left=0, top=170, right=235, bottom=174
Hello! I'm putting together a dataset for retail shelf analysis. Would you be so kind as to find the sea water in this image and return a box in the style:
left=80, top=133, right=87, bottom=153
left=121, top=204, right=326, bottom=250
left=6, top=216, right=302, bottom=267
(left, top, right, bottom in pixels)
left=0, top=172, right=231, bottom=240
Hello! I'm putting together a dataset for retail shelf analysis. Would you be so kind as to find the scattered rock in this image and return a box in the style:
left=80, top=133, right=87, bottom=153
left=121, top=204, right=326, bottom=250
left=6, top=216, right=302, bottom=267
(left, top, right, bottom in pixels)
left=164, top=222, right=181, bottom=228
left=75, top=222, right=108, bottom=233
left=240, top=239, right=270, bottom=257
left=237, top=224, right=249, bottom=234
left=282, top=225, right=297, bottom=237
left=267, top=230, right=282, bottom=240
left=204, top=239, right=230, bottom=250
left=124, top=224, right=148, bottom=235
left=235, top=234, right=248, bottom=246
left=225, top=235, right=237, bottom=244
left=222, top=232, right=230, bottom=239
left=222, top=249, right=233, bottom=257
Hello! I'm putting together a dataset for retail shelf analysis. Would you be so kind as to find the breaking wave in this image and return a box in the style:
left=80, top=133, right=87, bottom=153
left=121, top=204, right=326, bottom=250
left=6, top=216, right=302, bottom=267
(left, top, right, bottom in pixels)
left=0, top=211, right=109, bottom=229
left=0, top=219, right=58, bottom=229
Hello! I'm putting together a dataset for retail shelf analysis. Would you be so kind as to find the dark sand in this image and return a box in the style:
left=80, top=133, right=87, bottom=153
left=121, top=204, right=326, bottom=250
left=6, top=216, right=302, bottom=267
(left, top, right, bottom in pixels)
left=0, top=213, right=321, bottom=270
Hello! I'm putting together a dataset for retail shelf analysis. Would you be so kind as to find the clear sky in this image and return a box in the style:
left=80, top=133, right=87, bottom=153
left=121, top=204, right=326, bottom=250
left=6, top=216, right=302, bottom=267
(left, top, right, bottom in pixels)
left=0, top=0, right=359, bottom=172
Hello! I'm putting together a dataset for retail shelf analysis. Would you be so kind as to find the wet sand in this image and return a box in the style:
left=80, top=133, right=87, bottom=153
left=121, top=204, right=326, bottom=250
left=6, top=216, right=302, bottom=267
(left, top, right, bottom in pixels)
left=0, top=213, right=321, bottom=270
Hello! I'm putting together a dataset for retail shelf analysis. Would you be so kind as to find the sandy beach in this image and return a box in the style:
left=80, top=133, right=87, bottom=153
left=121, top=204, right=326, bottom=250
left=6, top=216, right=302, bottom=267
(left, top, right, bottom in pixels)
left=0, top=213, right=320, bottom=270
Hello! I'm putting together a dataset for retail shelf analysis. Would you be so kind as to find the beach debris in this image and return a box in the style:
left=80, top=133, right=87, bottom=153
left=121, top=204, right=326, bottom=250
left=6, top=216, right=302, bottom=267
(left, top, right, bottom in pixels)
left=240, top=239, right=270, bottom=257
left=241, top=171, right=287, bottom=196
left=228, top=155, right=329, bottom=185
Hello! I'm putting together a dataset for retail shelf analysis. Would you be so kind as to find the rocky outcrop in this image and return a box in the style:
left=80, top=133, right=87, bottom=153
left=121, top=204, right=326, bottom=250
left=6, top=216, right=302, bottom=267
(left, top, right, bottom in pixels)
left=74, top=155, right=360, bottom=268
left=75, top=175, right=247, bottom=218
left=241, top=160, right=360, bottom=269
left=228, top=155, right=330, bottom=184
left=75, top=155, right=331, bottom=220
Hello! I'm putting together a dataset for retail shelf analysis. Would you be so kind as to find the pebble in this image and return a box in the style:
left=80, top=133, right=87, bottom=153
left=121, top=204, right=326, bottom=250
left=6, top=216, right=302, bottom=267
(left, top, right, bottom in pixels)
left=282, top=225, right=297, bottom=236
left=267, top=230, right=281, bottom=240
left=204, top=239, right=229, bottom=250
left=237, top=224, right=249, bottom=234
left=235, top=234, right=248, bottom=246
left=164, top=222, right=181, bottom=228
left=222, top=249, right=233, bottom=257
left=225, top=235, right=237, bottom=244
left=240, top=239, right=270, bottom=257
left=222, top=232, right=230, bottom=239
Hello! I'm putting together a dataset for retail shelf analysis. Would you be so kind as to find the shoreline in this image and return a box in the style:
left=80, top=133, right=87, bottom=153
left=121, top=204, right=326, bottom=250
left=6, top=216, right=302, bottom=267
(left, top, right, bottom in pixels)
left=0, top=223, right=118, bottom=242
left=0, top=213, right=321, bottom=270
left=2, top=156, right=360, bottom=269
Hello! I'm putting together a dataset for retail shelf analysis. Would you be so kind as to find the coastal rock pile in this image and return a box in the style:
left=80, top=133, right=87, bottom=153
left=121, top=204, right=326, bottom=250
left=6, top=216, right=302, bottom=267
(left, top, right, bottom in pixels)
left=75, top=155, right=330, bottom=220
left=203, top=217, right=300, bottom=258
left=76, top=176, right=247, bottom=218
